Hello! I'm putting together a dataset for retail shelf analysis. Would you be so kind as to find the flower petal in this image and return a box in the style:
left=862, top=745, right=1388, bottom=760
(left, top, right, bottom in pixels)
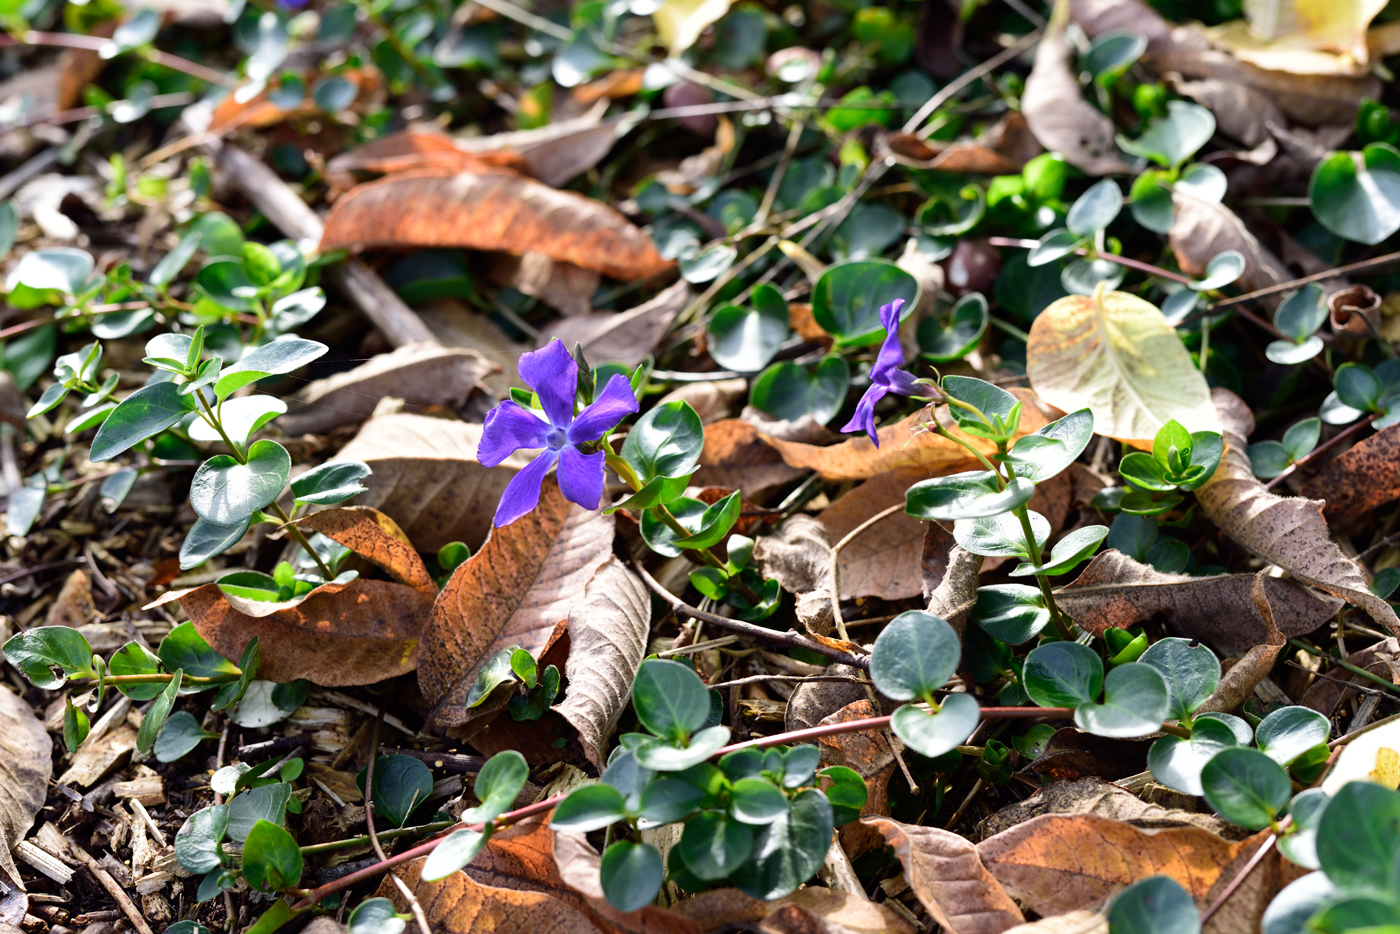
left=869, top=320, right=906, bottom=387
left=493, top=450, right=558, bottom=527
left=879, top=298, right=905, bottom=334
left=885, top=367, right=921, bottom=398
left=518, top=339, right=578, bottom=429
left=568, top=374, right=639, bottom=444
left=840, top=384, right=888, bottom=448
left=478, top=401, right=551, bottom=467
left=557, top=444, right=606, bottom=511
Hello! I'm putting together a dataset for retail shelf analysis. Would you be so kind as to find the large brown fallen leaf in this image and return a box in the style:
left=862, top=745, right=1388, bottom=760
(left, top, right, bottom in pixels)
left=296, top=506, right=438, bottom=596
left=324, top=126, right=525, bottom=191
left=867, top=817, right=1025, bottom=934
left=818, top=700, right=895, bottom=859
left=330, top=414, right=530, bottom=553
left=1054, top=549, right=1339, bottom=653
left=1001, top=913, right=1105, bottom=934
left=554, top=559, right=651, bottom=769
left=1169, top=193, right=1290, bottom=297
left=764, top=390, right=1050, bottom=482
left=980, top=777, right=1237, bottom=839
left=542, top=281, right=690, bottom=368
left=1197, top=388, right=1400, bottom=637
left=753, top=515, right=835, bottom=634
left=417, top=479, right=613, bottom=729
left=1020, top=1, right=1129, bottom=175
left=671, top=887, right=914, bottom=934
left=278, top=342, right=494, bottom=436
left=819, top=471, right=929, bottom=601
left=320, top=169, right=672, bottom=281
left=0, top=687, right=50, bottom=883
left=1027, top=289, right=1219, bottom=447
left=697, top=418, right=809, bottom=494
left=1300, top=423, right=1400, bottom=517
left=885, top=112, right=1042, bottom=175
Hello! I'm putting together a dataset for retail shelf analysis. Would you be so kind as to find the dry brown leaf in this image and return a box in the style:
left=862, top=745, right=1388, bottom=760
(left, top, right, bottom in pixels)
left=697, top=418, right=809, bottom=495
left=1197, top=571, right=1287, bottom=715
left=1197, top=388, right=1400, bottom=636
left=0, top=687, right=51, bottom=872
left=922, top=523, right=982, bottom=637
left=818, top=700, right=894, bottom=858
left=320, top=169, right=672, bottom=281
left=296, top=506, right=437, bottom=595
left=1021, top=1, right=1129, bottom=175
left=492, top=253, right=600, bottom=318
left=1301, top=637, right=1398, bottom=714
left=753, top=515, right=835, bottom=635
left=330, top=413, right=530, bottom=553
left=542, top=281, right=690, bottom=368
left=655, top=378, right=747, bottom=425
left=1169, top=193, right=1291, bottom=296
left=885, top=112, right=1042, bottom=174
left=417, top=479, right=613, bottom=729
left=784, top=667, right=869, bottom=732
left=1300, top=423, right=1400, bottom=517
left=278, top=343, right=493, bottom=436
left=1030, top=728, right=1151, bottom=782
left=764, top=390, right=1049, bottom=482
left=379, top=854, right=603, bottom=934
left=151, top=578, right=431, bottom=685
left=1001, top=912, right=1106, bottom=934
left=980, top=777, right=1235, bottom=839
left=417, top=299, right=527, bottom=395
left=1054, top=549, right=1340, bottom=653
left=819, top=472, right=929, bottom=601
left=45, top=569, right=99, bottom=628
left=555, top=559, right=651, bottom=769
left=866, top=817, right=1025, bottom=934
left=324, top=127, right=525, bottom=191
left=672, top=887, right=914, bottom=934
left=210, top=69, right=383, bottom=134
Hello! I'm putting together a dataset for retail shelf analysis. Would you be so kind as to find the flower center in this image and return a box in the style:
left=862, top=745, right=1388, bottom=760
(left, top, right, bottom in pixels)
left=545, top=427, right=568, bottom=451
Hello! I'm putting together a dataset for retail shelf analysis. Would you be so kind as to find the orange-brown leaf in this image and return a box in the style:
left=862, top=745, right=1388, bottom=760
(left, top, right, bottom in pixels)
left=378, top=854, right=602, bottom=934
left=319, top=169, right=673, bottom=281
left=297, top=506, right=436, bottom=595
left=1300, top=423, right=1400, bottom=518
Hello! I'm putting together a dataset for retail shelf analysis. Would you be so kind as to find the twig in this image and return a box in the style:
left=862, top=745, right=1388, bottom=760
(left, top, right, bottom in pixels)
left=657, top=635, right=740, bottom=657
left=0, top=31, right=235, bottom=88
left=71, top=846, right=155, bottom=934
left=365, top=706, right=432, bottom=934
left=0, top=428, right=20, bottom=498
left=707, top=673, right=867, bottom=690
left=1289, top=639, right=1400, bottom=694
left=633, top=560, right=873, bottom=670
left=1265, top=414, right=1379, bottom=490
left=829, top=503, right=904, bottom=641
left=904, top=31, right=1042, bottom=135
left=468, top=0, right=574, bottom=40
left=0, top=146, right=59, bottom=200
left=1199, top=828, right=1282, bottom=926
left=1210, top=250, right=1400, bottom=310
left=1328, top=711, right=1400, bottom=748
left=943, top=778, right=985, bottom=830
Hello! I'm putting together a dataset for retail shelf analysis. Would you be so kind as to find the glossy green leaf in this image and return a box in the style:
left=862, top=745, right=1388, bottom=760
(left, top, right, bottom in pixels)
left=290, top=460, right=372, bottom=506
left=730, top=789, right=833, bottom=900
left=421, top=828, right=489, bottom=881
left=90, top=381, right=196, bottom=462
left=870, top=610, right=961, bottom=700
left=749, top=355, right=850, bottom=425
left=1310, top=143, right=1400, bottom=244
left=1023, top=641, right=1103, bottom=708
left=1066, top=179, right=1122, bottom=236
left=1274, top=285, right=1328, bottom=343
left=1336, top=363, right=1381, bottom=411
left=917, top=293, right=988, bottom=362
left=135, top=669, right=182, bottom=754
left=188, top=396, right=285, bottom=447
left=810, top=259, right=918, bottom=346
left=227, top=783, right=292, bottom=842
left=638, top=777, right=707, bottom=824
left=158, top=622, right=240, bottom=685
left=1200, top=747, right=1291, bottom=829
left=1276, top=786, right=1327, bottom=870
left=189, top=439, right=291, bottom=525
left=214, top=338, right=328, bottom=400
left=600, top=841, right=664, bottom=912
left=678, top=811, right=754, bottom=880
left=180, top=515, right=252, bottom=570
left=954, top=510, right=1047, bottom=559
left=891, top=693, right=980, bottom=758
left=108, top=641, right=165, bottom=700
left=348, top=897, right=408, bottom=934
left=621, top=401, right=704, bottom=484
left=11, top=247, right=95, bottom=295
left=1315, top=781, right=1400, bottom=896
left=1108, top=876, right=1200, bottom=934
left=1005, top=409, right=1094, bottom=484
left=1189, top=251, right=1245, bottom=291
left=972, top=584, right=1049, bottom=644
left=1119, top=101, right=1215, bottom=168
left=1148, top=715, right=1243, bottom=796
left=632, top=658, right=712, bottom=741
left=155, top=711, right=217, bottom=763
left=730, top=777, right=788, bottom=825
left=63, top=697, right=90, bottom=753
left=174, top=805, right=229, bottom=874
left=462, top=749, right=528, bottom=824
left=707, top=298, right=790, bottom=373
left=551, top=783, right=628, bottom=833
left=1074, top=662, right=1169, bottom=738
left=627, top=725, right=731, bottom=771
left=3, top=626, right=95, bottom=689
left=1255, top=706, right=1330, bottom=767
left=1140, top=637, right=1220, bottom=722
left=242, top=819, right=303, bottom=891
left=818, top=765, right=868, bottom=825
left=1010, top=524, right=1108, bottom=577
left=905, top=472, right=1034, bottom=521
left=1028, top=228, right=1081, bottom=267
left=360, top=755, right=433, bottom=827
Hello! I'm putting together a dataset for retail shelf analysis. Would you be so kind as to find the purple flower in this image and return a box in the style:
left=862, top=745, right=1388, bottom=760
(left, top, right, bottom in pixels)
left=479, top=340, right=639, bottom=527
left=841, top=299, right=919, bottom=447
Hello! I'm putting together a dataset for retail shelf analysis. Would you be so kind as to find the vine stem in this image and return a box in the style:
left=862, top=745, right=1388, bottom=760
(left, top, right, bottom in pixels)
left=1198, top=819, right=1288, bottom=926
left=1264, top=414, right=1378, bottom=491
left=0, top=31, right=236, bottom=88
left=364, top=706, right=433, bottom=934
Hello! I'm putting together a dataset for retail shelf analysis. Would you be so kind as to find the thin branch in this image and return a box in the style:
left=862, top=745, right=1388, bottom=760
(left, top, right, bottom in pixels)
left=1210, top=250, right=1400, bottom=310
left=1264, top=414, right=1378, bottom=490
left=1199, top=828, right=1282, bottom=926
left=904, top=31, right=1043, bottom=135
left=365, top=706, right=432, bottom=934
left=829, top=503, right=905, bottom=641
left=0, top=31, right=235, bottom=87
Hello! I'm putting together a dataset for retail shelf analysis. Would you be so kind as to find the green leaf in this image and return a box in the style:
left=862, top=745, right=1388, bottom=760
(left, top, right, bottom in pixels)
left=1335, top=363, right=1381, bottom=411
left=607, top=474, right=694, bottom=513
left=11, top=247, right=95, bottom=294
left=227, top=783, right=292, bottom=842
left=290, top=460, right=372, bottom=506
left=621, top=401, right=704, bottom=485
left=1140, top=637, right=1220, bottom=722
left=1130, top=170, right=1175, bottom=233
left=1276, top=786, right=1326, bottom=870
left=638, top=777, right=707, bottom=824
left=108, top=640, right=164, bottom=700
left=600, top=841, right=664, bottom=912
left=632, top=658, right=712, bottom=742
left=5, top=479, right=46, bottom=536
left=1310, top=143, right=1400, bottom=244
left=180, top=515, right=252, bottom=570
left=680, top=242, right=737, bottom=284
left=421, top=828, right=489, bottom=881
left=27, top=382, right=70, bottom=419
left=1119, top=101, right=1215, bottom=168
left=1315, top=781, right=1400, bottom=896
left=1282, top=418, right=1321, bottom=461
left=1120, top=452, right=1173, bottom=491
left=1189, top=251, right=1245, bottom=291
left=942, top=376, right=1021, bottom=441
left=154, top=711, right=216, bottom=763
left=1247, top=441, right=1292, bottom=479
left=730, top=777, right=788, bottom=825
left=187, top=396, right=285, bottom=447
left=730, top=789, right=833, bottom=900
left=1107, top=876, right=1200, bottom=934
left=1066, top=179, right=1122, bottom=236
left=1274, top=286, right=1329, bottom=347
left=917, top=293, right=988, bottom=362
left=1254, top=706, right=1330, bottom=767
left=159, top=622, right=239, bottom=684
left=627, top=725, right=731, bottom=771
left=810, top=259, right=919, bottom=347
left=971, top=584, right=1049, bottom=644
left=462, top=750, right=528, bottom=824
left=891, top=693, right=980, bottom=758
left=150, top=232, right=201, bottom=288
left=1310, top=896, right=1400, bottom=934
left=1028, top=228, right=1082, bottom=267
left=1084, top=30, right=1146, bottom=82
left=243, top=901, right=302, bottom=934
left=779, top=746, right=820, bottom=787
left=360, top=755, right=433, bottom=828
left=136, top=669, right=183, bottom=754
left=466, top=649, right=519, bottom=708
left=1074, top=662, right=1169, bottom=738
left=905, top=472, right=1035, bottom=521
left=870, top=610, right=961, bottom=700
left=749, top=355, right=850, bottom=425
left=90, top=381, right=196, bottom=462
left=551, top=783, right=628, bottom=833
left=707, top=297, right=790, bottom=373
left=678, top=811, right=754, bottom=880
left=818, top=765, right=868, bottom=825
left=3, top=626, right=95, bottom=688
left=210, top=637, right=260, bottom=711
left=312, top=74, right=358, bottom=113
left=189, top=439, right=291, bottom=525
left=1023, top=642, right=1103, bottom=708
left=242, top=819, right=303, bottom=891
left=1200, top=748, right=1291, bottom=829
left=214, top=338, right=328, bottom=400
left=1009, top=524, right=1108, bottom=577
left=1005, top=409, right=1095, bottom=484
left=348, top=897, right=408, bottom=934
left=954, top=511, right=1048, bottom=559
left=174, top=805, right=229, bottom=874
left=64, top=697, right=90, bottom=753
left=1148, top=715, right=1243, bottom=796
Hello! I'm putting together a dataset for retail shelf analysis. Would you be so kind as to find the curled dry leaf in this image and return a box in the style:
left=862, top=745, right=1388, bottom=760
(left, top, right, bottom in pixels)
left=296, top=506, right=437, bottom=595
left=1300, top=423, right=1400, bottom=518
left=331, top=413, right=531, bottom=553
left=320, top=169, right=672, bottom=282
left=279, top=342, right=494, bottom=436
left=820, top=471, right=930, bottom=601
left=696, top=419, right=808, bottom=494
left=149, top=577, right=431, bottom=685
left=417, top=479, right=613, bottom=729
left=864, top=816, right=1025, bottom=934
left=921, top=523, right=982, bottom=637
left=492, top=252, right=599, bottom=318
left=325, top=127, right=526, bottom=189
left=1327, top=284, right=1382, bottom=336
left=1027, top=289, right=1219, bottom=447
left=554, top=558, right=651, bottom=769
left=0, top=686, right=51, bottom=872
left=1197, top=388, right=1400, bottom=637
left=672, top=887, right=914, bottom=934
left=818, top=700, right=895, bottom=858
left=1197, top=571, right=1287, bottom=715
left=764, top=390, right=1050, bottom=482
left=1169, top=193, right=1290, bottom=296
left=753, top=514, right=835, bottom=635
left=980, top=777, right=1236, bottom=839
left=1054, top=549, right=1340, bottom=653
left=1020, top=1, right=1129, bottom=175
left=885, top=112, right=1042, bottom=175
left=542, top=280, right=691, bottom=369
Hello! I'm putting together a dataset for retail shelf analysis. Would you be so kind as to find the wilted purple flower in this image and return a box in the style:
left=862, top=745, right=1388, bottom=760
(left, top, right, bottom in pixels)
left=479, top=340, right=639, bottom=527
left=841, top=298, right=918, bottom=447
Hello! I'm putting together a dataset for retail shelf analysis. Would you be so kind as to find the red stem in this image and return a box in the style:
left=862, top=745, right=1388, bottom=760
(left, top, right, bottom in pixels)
left=0, top=31, right=235, bottom=88
left=1264, top=413, right=1378, bottom=491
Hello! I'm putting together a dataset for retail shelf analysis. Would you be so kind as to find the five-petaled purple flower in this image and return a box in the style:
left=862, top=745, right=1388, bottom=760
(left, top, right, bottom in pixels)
left=479, top=339, right=639, bottom=527
left=840, top=298, right=918, bottom=448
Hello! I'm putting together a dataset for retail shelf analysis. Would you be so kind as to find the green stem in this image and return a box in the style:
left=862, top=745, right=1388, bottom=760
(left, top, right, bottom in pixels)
left=931, top=423, right=1003, bottom=484
left=76, top=671, right=237, bottom=686
left=1289, top=639, right=1400, bottom=694
left=196, top=392, right=246, bottom=465
left=268, top=501, right=337, bottom=580
left=1011, top=504, right=1073, bottom=641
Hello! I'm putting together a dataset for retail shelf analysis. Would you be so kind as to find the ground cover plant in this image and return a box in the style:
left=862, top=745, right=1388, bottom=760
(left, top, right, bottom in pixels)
left=5, top=0, right=1400, bottom=931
